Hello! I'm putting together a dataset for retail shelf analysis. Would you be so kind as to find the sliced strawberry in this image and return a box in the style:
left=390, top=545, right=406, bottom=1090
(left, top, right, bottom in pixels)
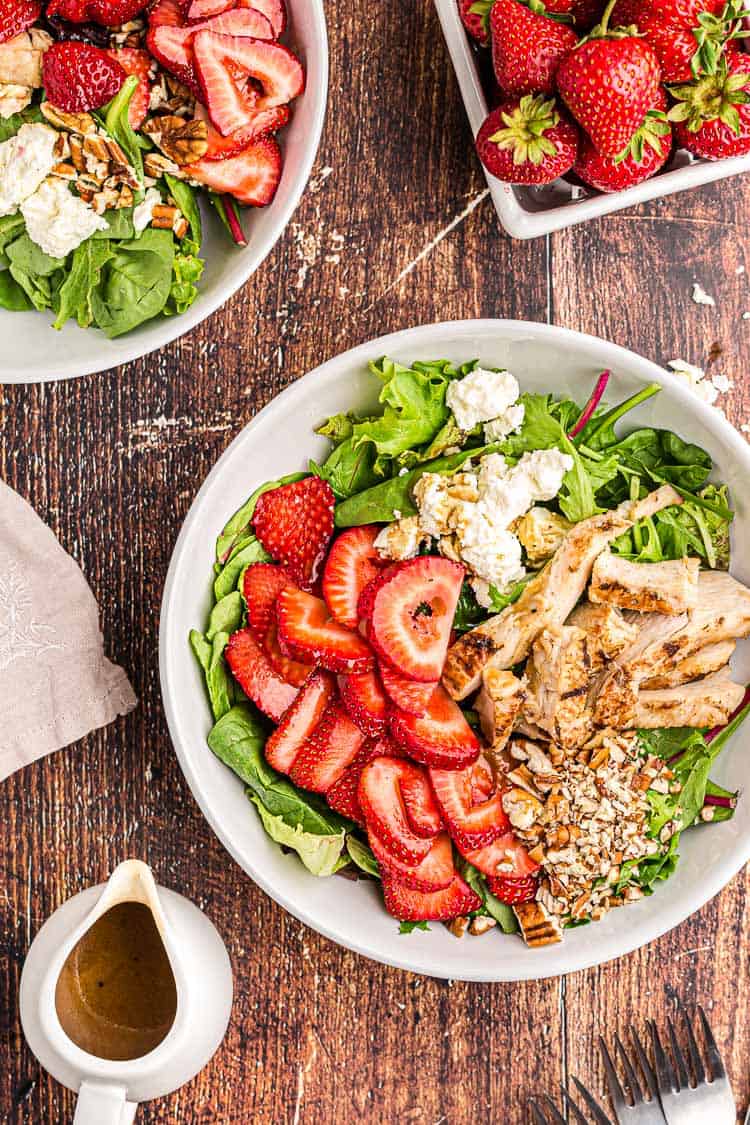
left=146, top=24, right=202, bottom=95
left=107, top=48, right=151, bottom=126
left=277, top=588, right=374, bottom=674
left=264, top=669, right=334, bottom=773
left=189, top=136, right=281, bottom=205
left=196, top=6, right=273, bottom=35
left=368, top=829, right=454, bottom=892
left=251, top=477, right=334, bottom=588
left=194, top=99, right=289, bottom=160
left=322, top=526, right=384, bottom=629
left=148, top=0, right=183, bottom=27
left=86, top=0, right=147, bottom=25
left=470, top=754, right=495, bottom=804
left=390, top=686, right=480, bottom=771
left=381, top=872, right=481, bottom=922
left=242, top=562, right=292, bottom=642
left=193, top=30, right=304, bottom=136
left=429, top=756, right=509, bottom=851
left=370, top=557, right=464, bottom=682
left=379, top=662, right=437, bottom=717
left=399, top=766, right=444, bottom=838
left=264, top=620, right=313, bottom=686
left=42, top=42, right=126, bottom=113
left=462, top=832, right=540, bottom=879
left=0, top=0, right=39, bottom=45
left=338, top=669, right=388, bottom=736
left=187, top=0, right=232, bottom=18
left=486, top=873, right=538, bottom=905
left=224, top=627, right=297, bottom=722
left=237, top=0, right=285, bottom=35
left=288, top=703, right=365, bottom=793
left=358, top=757, right=436, bottom=866
left=357, top=566, right=397, bottom=623
left=325, top=738, right=382, bottom=824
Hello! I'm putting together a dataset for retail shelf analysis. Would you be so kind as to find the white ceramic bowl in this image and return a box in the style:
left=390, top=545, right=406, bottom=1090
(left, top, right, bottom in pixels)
left=0, top=1, right=328, bottom=384
left=160, top=319, right=750, bottom=981
left=433, top=0, right=750, bottom=239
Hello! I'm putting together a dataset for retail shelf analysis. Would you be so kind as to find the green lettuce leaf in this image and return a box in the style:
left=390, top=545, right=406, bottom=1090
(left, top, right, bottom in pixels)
left=90, top=227, right=174, bottom=337
left=54, top=238, right=114, bottom=329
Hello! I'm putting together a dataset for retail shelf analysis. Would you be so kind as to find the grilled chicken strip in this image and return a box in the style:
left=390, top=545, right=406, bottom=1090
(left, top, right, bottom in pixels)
left=475, top=669, right=526, bottom=753
left=589, top=553, right=700, bottom=615
left=641, top=640, right=737, bottom=689
left=633, top=673, right=746, bottom=729
left=567, top=602, right=638, bottom=670
left=443, top=485, right=683, bottom=700
left=523, top=626, right=594, bottom=751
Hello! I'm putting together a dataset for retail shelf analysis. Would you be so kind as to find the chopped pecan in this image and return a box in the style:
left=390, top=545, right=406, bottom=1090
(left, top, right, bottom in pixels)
left=144, top=151, right=183, bottom=179
left=468, top=916, right=496, bottom=936
left=51, top=161, right=77, bottom=180
left=446, top=916, right=469, bottom=939
left=151, top=203, right=189, bottom=237
left=40, top=102, right=97, bottom=134
left=142, top=114, right=208, bottom=165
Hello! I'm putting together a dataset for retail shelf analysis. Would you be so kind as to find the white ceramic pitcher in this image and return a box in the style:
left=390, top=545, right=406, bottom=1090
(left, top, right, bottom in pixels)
left=20, top=859, right=233, bottom=1123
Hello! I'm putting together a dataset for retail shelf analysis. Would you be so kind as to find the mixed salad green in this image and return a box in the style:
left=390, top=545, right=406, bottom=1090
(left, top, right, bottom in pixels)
left=191, top=356, right=746, bottom=936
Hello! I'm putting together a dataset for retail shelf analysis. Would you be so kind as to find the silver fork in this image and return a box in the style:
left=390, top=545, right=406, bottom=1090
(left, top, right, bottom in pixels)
left=529, top=1081, right=614, bottom=1124
left=599, top=1027, right=666, bottom=1123
left=648, top=1005, right=735, bottom=1124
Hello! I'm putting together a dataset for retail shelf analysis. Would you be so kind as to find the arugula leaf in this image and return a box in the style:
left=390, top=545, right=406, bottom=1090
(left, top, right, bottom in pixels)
left=215, top=472, right=307, bottom=564
left=0, top=270, right=32, bottom=310
left=612, top=485, right=731, bottom=568
left=54, top=238, right=114, bottom=329
left=90, top=228, right=174, bottom=337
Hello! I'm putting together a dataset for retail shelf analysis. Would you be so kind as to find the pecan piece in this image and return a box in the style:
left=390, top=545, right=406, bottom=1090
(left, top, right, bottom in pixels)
left=142, top=114, right=208, bottom=165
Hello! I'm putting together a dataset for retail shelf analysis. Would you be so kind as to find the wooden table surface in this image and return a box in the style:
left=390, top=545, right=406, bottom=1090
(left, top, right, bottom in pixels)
left=2, top=1, right=750, bottom=1121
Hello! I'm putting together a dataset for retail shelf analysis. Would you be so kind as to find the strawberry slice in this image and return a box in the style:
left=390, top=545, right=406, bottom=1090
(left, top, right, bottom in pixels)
left=237, top=0, right=285, bottom=36
left=0, top=0, right=40, bottom=45
left=264, top=620, right=313, bottom=686
left=379, top=662, right=437, bottom=717
left=325, top=738, right=382, bottom=824
left=429, top=756, right=510, bottom=851
left=462, top=832, right=540, bottom=879
left=186, top=0, right=232, bottom=19
left=357, top=566, right=397, bottom=623
left=369, top=557, right=464, bottom=682
left=399, top=766, right=444, bottom=838
left=147, top=7, right=274, bottom=97
left=224, top=627, right=297, bottom=722
left=148, top=0, right=183, bottom=27
left=264, top=668, right=334, bottom=773
left=288, top=703, right=365, bottom=793
left=486, top=873, right=538, bottom=905
left=242, top=562, right=293, bottom=642
left=390, top=686, right=480, bottom=770
left=277, top=588, right=374, bottom=674
left=189, top=136, right=281, bottom=205
left=338, top=670, right=388, bottom=736
left=146, top=24, right=202, bottom=95
left=381, top=873, right=481, bottom=922
left=322, top=526, right=384, bottom=629
left=107, top=47, right=151, bottom=126
left=194, top=99, right=289, bottom=160
left=251, top=476, right=334, bottom=588
left=193, top=30, right=304, bottom=136
left=368, top=829, right=454, bottom=892
left=196, top=6, right=273, bottom=35
left=358, top=757, right=436, bottom=866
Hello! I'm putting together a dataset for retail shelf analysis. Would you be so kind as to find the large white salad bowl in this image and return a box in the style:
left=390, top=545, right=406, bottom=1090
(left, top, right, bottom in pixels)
left=0, top=0, right=327, bottom=384
left=159, top=319, right=750, bottom=981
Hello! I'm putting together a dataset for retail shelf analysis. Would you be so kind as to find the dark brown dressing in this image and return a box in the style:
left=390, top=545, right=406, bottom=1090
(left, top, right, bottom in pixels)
left=54, top=901, right=177, bottom=1062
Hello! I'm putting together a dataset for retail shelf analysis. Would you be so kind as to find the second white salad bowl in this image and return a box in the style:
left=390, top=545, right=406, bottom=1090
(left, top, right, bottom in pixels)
left=160, top=319, right=750, bottom=981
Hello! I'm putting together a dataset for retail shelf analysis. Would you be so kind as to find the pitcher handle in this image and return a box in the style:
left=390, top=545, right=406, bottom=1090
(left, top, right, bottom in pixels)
left=73, top=1081, right=137, bottom=1125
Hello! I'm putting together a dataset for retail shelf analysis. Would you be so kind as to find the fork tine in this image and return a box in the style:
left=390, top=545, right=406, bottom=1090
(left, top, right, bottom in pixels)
left=615, top=1033, right=645, bottom=1104
left=629, top=1024, right=660, bottom=1101
left=667, top=1016, right=690, bottom=1090
left=571, top=1076, right=614, bottom=1125
left=649, top=1019, right=678, bottom=1096
left=599, top=1036, right=627, bottom=1112
left=542, top=1094, right=567, bottom=1124
left=528, top=1098, right=550, bottom=1125
left=679, top=1004, right=706, bottom=1085
left=560, top=1084, right=589, bottom=1125
left=698, top=1004, right=727, bottom=1080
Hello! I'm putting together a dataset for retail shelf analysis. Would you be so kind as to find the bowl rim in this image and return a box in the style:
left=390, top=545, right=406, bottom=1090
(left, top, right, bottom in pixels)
left=0, top=0, right=329, bottom=384
left=160, top=318, right=750, bottom=980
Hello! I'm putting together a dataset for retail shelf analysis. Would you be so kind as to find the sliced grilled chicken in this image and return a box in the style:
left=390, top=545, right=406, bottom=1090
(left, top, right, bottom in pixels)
left=0, top=29, right=51, bottom=87
left=642, top=640, right=737, bottom=689
left=634, top=672, right=746, bottom=729
left=443, top=485, right=683, bottom=700
left=589, top=553, right=700, bottom=615
left=523, top=626, right=594, bottom=751
left=475, top=669, right=526, bottom=753
left=567, top=601, right=638, bottom=670
left=514, top=900, right=563, bottom=947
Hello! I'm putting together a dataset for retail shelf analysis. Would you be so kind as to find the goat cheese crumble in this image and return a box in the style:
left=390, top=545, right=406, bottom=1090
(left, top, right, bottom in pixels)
left=133, top=186, right=162, bottom=234
left=445, top=367, right=523, bottom=432
left=21, top=176, right=107, bottom=259
left=0, top=123, right=59, bottom=216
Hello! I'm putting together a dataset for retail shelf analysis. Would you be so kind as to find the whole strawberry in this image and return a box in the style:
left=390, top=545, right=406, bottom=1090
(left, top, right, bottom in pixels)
left=47, top=0, right=146, bottom=24
left=0, top=0, right=40, bottom=44
left=556, top=0, right=662, bottom=157
left=476, top=93, right=579, bottom=182
left=490, top=0, right=579, bottom=96
left=42, top=41, right=126, bottom=112
left=459, top=0, right=493, bottom=46
left=668, top=52, right=750, bottom=157
left=569, top=0, right=606, bottom=27
left=612, top=0, right=741, bottom=82
left=575, top=95, right=673, bottom=189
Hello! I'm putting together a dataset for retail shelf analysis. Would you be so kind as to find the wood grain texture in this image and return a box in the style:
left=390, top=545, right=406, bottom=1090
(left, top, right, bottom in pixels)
left=1, top=0, right=749, bottom=1120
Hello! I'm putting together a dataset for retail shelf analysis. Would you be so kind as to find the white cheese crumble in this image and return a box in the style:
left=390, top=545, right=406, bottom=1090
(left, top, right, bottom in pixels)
left=133, top=186, right=162, bottom=233
left=373, top=516, right=427, bottom=561
left=691, top=282, right=716, bottom=307
left=484, top=403, right=525, bottom=441
left=21, top=176, right=107, bottom=259
left=666, top=359, right=733, bottom=410
left=0, top=123, right=59, bottom=216
left=446, top=367, right=521, bottom=431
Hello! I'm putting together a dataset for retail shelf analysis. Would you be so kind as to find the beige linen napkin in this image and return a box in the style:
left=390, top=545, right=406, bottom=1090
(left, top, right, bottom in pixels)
left=0, top=479, right=137, bottom=781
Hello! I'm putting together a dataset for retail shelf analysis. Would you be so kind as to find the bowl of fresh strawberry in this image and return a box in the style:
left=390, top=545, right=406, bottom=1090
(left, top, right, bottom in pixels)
left=435, top=0, right=750, bottom=237
left=160, top=319, right=750, bottom=981
left=0, top=0, right=326, bottom=380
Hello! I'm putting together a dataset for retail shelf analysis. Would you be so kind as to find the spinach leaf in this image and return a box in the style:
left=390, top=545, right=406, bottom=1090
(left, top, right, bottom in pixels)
left=189, top=629, right=235, bottom=721
left=576, top=383, right=661, bottom=451
left=461, top=863, right=518, bottom=932
left=6, top=234, right=66, bottom=310
left=0, top=270, right=32, bottom=310
left=311, top=437, right=379, bottom=499
left=206, top=590, right=243, bottom=639
left=399, top=920, right=430, bottom=933
left=165, top=174, right=202, bottom=245
left=0, top=213, right=25, bottom=260
left=346, top=835, right=379, bottom=877
left=0, top=104, right=42, bottom=142
left=215, top=472, right=307, bottom=564
left=92, top=207, right=135, bottom=240
left=100, top=76, right=146, bottom=181
left=54, top=238, right=114, bottom=329
left=213, top=539, right=269, bottom=601
left=90, top=228, right=174, bottom=337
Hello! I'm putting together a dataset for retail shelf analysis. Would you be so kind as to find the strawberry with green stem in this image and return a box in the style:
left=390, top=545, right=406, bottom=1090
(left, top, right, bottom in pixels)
left=490, top=0, right=579, bottom=96
left=668, top=49, right=750, bottom=156
left=556, top=0, right=662, bottom=156
left=612, top=0, right=748, bottom=83
left=476, top=93, right=580, bottom=184
left=574, top=89, right=673, bottom=189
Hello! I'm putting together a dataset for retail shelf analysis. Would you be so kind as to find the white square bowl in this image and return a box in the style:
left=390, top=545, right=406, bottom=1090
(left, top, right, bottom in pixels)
left=433, top=0, right=750, bottom=239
